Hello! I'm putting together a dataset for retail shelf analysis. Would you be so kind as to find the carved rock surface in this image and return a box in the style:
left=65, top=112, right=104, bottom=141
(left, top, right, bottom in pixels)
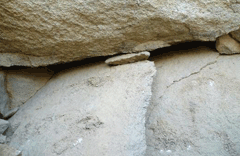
left=8, top=61, right=156, bottom=156
left=146, top=47, right=240, bottom=156
left=1, top=0, right=240, bottom=66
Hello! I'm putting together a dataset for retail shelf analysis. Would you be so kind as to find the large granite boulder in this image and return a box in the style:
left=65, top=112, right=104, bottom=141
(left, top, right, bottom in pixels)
left=146, top=47, right=240, bottom=156
left=8, top=61, right=156, bottom=156
left=0, top=0, right=240, bottom=66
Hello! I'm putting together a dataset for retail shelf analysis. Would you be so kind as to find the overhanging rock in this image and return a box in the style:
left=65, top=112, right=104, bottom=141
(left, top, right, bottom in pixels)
left=0, top=0, right=240, bottom=66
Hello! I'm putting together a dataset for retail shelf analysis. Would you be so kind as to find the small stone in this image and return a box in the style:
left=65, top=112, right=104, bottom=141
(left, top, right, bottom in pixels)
left=0, top=144, right=22, bottom=156
left=230, top=28, right=240, bottom=42
left=3, top=107, right=19, bottom=120
left=0, top=134, right=6, bottom=144
left=105, top=51, right=150, bottom=65
left=216, top=34, right=240, bottom=54
left=0, top=119, right=9, bottom=134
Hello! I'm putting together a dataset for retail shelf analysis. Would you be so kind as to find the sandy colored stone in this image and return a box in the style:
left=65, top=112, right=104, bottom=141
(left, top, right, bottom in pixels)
left=8, top=61, right=156, bottom=156
left=0, top=144, right=22, bottom=156
left=0, top=0, right=240, bottom=67
left=146, top=47, right=240, bottom=156
left=230, top=28, right=240, bottom=42
left=0, top=119, right=9, bottom=134
left=216, top=34, right=240, bottom=54
left=105, top=51, right=150, bottom=65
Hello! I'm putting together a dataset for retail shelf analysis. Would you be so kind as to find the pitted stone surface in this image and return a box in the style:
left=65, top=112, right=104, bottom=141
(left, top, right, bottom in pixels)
left=0, top=0, right=240, bottom=66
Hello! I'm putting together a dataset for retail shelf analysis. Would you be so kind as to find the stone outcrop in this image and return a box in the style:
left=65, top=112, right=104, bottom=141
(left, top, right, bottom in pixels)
left=8, top=61, right=156, bottom=155
left=216, top=34, right=240, bottom=54
left=1, top=0, right=240, bottom=66
left=105, top=51, right=150, bottom=65
left=146, top=47, right=240, bottom=156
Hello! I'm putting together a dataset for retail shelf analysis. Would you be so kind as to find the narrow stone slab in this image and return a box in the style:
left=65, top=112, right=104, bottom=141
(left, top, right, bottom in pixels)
left=0, top=119, right=9, bottom=134
left=105, top=51, right=150, bottom=65
left=216, top=34, right=240, bottom=54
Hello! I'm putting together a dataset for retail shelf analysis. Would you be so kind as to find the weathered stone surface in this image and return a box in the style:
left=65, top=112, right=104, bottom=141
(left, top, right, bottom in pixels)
left=216, top=34, right=240, bottom=54
left=0, top=134, right=6, bottom=144
left=8, top=61, right=156, bottom=155
left=6, top=68, right=54, bottom=110
left=146, top=47, right=240, bottom=156
left=0, top=144, right=22, bottom=156
left=230, top=28, right=240, bottom=42
left=0, top=0, right=240, bottom=67
left=105, top=51, right=150, bottom=65
left=0, top=119, right=9, bottom=134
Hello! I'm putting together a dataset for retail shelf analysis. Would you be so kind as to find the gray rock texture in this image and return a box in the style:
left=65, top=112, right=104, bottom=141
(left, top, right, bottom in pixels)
left=146, top=47, right=240, bottom=156
left=1, top=0, right=240, bottom=66
left=0, top=144, right=22, bottom=156
left=0, top=119, right=9, bottom=134
left=5, top=68, right=54, bottom=110
left=105, top=51, right=150, bottom=65
left=0, top=134, right=6, bottom=144
left=0, top=70, right=9, bottom=116
left=216, top=34, right=240, bottom=54
left=8, top=61, right=156, bottom=156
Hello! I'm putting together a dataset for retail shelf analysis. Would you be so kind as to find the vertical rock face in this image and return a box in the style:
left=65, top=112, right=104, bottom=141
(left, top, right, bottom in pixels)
left=0, top=0, right=240, bottom=66
left=8, top=61, right=156, bottom=156
left=146, top=47, right=240, bottom=156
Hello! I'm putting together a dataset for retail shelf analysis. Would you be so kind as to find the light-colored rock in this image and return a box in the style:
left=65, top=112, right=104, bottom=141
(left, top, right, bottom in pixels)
left=146, top=47, right=240, bottom=156
left=0, top=0, right=240, bottom=66
left=230, top=28, right=240, bottom=42
left=8, top=61, right=156, bottom=156
left=0, top=144, right=22, bottom=156
left=0, top=119, right=9, bottom=134
left=105, top=51, right=150, bottom=65
left=216, top=34, right=240, bottom=54
left=0, top=134, right=6, bottom=144
left=5, top=68, right=53, bottom=110
left=0, top=70, right=9, bottom=116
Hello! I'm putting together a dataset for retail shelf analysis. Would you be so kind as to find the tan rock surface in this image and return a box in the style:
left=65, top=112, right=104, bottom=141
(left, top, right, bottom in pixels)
left=216, top=34, right=240, bottom=54
left=1, top=0, right=240, bottom=66
left=8, top=61, right=156, bottom=156
left=146, top=47, right=240, bottom=155
left=230, top=28, right=240, bottom=42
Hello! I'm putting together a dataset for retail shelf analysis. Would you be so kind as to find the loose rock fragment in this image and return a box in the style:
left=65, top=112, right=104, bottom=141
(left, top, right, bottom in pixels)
left=0, top=144, right=22, bottom=156
left=0, top=119, right=9, bottom=134
left=105, top=51, right=150, bottom=65
left=230, top=28, right=240, bottom=42
left=216, top=34, right=240, bottom=54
